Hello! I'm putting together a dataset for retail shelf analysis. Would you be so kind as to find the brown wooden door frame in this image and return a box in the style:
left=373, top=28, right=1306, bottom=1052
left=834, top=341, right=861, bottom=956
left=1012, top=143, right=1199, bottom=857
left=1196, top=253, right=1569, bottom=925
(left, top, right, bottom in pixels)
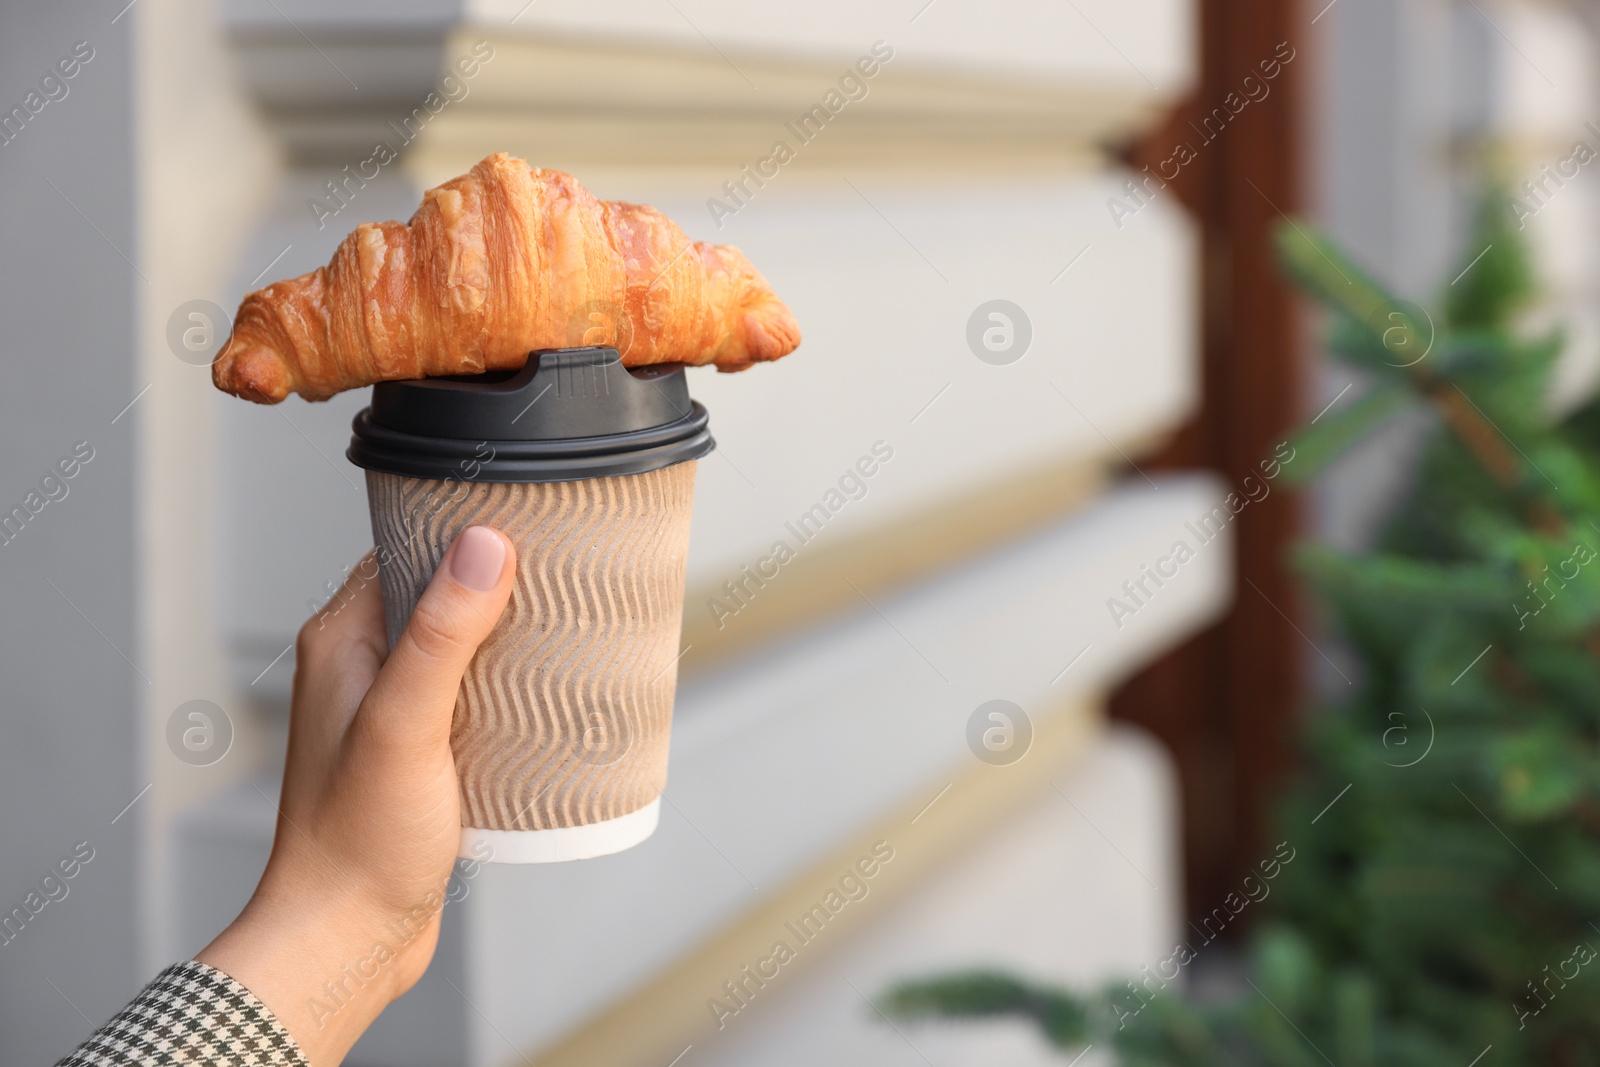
left=1110, top=0, right=1307, bottom=932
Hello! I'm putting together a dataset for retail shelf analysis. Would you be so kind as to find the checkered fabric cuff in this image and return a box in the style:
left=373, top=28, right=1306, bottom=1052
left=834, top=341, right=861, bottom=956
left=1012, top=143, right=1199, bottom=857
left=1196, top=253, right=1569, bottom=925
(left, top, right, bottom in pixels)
left=54, top=960, right=308, bottom=1067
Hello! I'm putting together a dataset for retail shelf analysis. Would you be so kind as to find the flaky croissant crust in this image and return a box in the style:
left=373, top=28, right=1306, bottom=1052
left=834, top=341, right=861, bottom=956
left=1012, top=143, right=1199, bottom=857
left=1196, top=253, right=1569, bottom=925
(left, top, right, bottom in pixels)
left=214, top=152, right=801, bottom=403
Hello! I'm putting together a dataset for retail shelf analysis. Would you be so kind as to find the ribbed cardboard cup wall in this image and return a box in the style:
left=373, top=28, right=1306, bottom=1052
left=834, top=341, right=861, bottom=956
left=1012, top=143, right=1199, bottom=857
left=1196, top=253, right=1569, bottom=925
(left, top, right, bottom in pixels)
left=365, top=461, right=696, bottom=849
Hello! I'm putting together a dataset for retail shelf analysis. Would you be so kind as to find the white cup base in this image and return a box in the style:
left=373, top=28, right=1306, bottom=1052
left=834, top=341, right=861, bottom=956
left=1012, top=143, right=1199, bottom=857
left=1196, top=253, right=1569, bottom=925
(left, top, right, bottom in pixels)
left=458, top=797, right=662, bottom=864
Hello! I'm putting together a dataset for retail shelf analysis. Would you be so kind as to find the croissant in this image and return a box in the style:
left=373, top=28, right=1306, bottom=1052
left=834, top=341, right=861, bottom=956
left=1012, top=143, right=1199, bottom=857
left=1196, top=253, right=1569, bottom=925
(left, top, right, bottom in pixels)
left=213, top=152, right=801, bottom=403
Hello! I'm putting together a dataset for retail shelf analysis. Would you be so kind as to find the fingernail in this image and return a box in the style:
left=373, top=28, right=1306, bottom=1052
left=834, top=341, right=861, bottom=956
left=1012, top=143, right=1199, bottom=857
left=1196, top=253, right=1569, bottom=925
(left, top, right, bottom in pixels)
left=450, top=526, right=506, bottom=591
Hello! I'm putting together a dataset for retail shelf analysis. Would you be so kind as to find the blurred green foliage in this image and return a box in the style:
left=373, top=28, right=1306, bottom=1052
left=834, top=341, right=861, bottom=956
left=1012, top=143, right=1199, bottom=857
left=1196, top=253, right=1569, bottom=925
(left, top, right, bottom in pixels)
left=881, top=191, right=1600, bottom=1064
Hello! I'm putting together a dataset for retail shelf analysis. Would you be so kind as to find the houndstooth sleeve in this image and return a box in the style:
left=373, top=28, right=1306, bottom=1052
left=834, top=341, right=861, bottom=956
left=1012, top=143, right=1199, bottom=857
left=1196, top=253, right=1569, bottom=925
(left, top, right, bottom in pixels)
left=53, top=960, right=309, bottom=1067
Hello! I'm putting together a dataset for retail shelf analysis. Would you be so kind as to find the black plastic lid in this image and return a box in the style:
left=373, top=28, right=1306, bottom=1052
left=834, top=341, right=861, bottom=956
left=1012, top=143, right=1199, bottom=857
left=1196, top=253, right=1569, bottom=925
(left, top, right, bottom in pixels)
left=346, top=346, right=715, bottom=483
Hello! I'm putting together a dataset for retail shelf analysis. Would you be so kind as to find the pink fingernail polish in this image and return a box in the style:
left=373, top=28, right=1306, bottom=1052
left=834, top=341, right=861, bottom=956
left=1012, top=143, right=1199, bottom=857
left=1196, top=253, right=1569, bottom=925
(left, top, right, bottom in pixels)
left=450, top=526, right=506, bottom=591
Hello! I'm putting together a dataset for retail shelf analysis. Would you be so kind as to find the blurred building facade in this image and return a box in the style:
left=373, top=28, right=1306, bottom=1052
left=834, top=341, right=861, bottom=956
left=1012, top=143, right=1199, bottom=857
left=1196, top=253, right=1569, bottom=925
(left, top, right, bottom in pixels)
left=22, top=0, right=1591, bottom=1064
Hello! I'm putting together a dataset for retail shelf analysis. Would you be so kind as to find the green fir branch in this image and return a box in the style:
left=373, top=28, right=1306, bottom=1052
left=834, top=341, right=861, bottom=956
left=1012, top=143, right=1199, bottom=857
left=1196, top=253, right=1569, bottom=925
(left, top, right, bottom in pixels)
left=878, top=971, right=1091, bottom=1048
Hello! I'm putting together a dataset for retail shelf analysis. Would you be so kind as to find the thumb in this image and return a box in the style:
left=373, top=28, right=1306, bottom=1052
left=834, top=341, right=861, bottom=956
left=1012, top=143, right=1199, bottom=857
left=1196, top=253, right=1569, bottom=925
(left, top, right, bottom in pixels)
left=357, top=525, right=516, bottom=752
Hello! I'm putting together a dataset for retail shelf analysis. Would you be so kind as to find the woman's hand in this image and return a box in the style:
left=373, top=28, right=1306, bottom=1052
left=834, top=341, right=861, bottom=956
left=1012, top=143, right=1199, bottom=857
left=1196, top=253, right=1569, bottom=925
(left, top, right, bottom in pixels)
left=197, top=526, right=516, bottom=1066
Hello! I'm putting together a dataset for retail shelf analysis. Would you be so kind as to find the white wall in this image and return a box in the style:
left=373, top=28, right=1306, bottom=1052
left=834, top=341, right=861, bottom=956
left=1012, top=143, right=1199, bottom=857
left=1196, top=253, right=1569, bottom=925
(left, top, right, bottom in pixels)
left=690, top=726, right=1178, bottom=1067
left=1, top=3, right=1213, bottom=1063
left=0, top=7, right=142, bottom=1063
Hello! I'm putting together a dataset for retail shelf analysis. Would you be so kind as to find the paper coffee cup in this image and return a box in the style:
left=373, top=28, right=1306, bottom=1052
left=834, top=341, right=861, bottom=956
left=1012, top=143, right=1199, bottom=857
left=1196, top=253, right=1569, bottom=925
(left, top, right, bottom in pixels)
left=347, top=347, right=713, bottom=863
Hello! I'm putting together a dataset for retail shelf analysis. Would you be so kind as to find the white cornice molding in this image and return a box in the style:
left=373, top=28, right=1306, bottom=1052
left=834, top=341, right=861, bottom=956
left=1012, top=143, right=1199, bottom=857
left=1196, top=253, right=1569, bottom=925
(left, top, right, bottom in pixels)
left=223, top=9, right=1192, bottom=169
left=222, top=0, right=1193, bottom=89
